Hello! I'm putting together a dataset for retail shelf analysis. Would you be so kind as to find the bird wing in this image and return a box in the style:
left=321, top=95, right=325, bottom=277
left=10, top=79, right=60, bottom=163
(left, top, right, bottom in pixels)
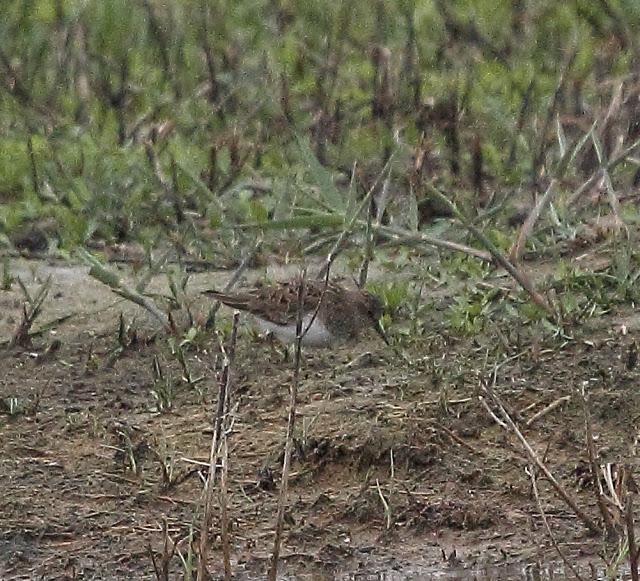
left=204, top=281, right=335, bottom=326
left=203, top=290, right=254, bottom=312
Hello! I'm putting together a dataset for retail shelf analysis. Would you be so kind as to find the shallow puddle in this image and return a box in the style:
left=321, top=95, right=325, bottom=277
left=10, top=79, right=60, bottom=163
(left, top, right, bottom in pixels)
left=346, top=561, right=616, bottom=580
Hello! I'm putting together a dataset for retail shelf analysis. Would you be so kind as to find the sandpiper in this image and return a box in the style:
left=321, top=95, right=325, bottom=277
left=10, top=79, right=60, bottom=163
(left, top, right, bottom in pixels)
left=205, top=278, right=388, bottom=347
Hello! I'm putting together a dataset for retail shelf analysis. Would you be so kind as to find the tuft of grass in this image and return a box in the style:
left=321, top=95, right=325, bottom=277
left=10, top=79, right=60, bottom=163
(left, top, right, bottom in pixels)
left=150, top=355, right=176, bottom=413
left=0, top=397, right=26, bottom=417
left=1, top=257, right=14, bottom=290
left=447, top=286, right=504, bottom=336
left=367, top=279, right=411, bottom=317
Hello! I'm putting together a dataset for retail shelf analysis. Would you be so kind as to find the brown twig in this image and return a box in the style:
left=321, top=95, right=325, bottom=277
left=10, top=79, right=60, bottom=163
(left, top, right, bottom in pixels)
left=510, top=179, right=558, bottom=264
left=197, top=313, right=239, bottom=581
left=220, top=435, right=232, bottom=581
left=525, top=395, right=571, bottom=427
left=373, top=223, right=492, bottom=262
left=581, top=386, right=616, bottom=536
left=268, top=270, right=306, bottom=581
left=528, top=466, right=586, bottom=581
left=532, top=48, right=577, bottom=182
left=140, top=0, right=178, bottom=98
left=478, top=395, right=507, bottom=429
left=148, top=519, right=176, bottom=581
left=219, top=313, right=239, bottom=581
left=626, top=486, right=639, bottom=581
left=567, top=134, right=640, bottom=206
left=507, top=79, right=535, bottom=171
left=426, top=183, right=553, bottom=314
left=358, top=191, right=375, bottom=288
left=26, top=135, right=41, bottom=199
left=432, top=421, right=483, bottom=455
left=482, top=371, right=601, bottom=535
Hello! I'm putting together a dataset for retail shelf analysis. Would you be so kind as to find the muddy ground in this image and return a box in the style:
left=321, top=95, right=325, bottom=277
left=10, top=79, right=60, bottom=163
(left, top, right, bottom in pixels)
left=1, top=257, right=639, bottom=580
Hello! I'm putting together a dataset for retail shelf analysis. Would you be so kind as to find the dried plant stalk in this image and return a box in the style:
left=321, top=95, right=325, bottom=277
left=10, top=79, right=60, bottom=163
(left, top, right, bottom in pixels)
left=510, top=179, right=558, bottom=263
left=581, top=387, right=616, bottom=536
left=427, top=184, right=552, bottom=314
left=268, top=271, right=306, bottom=581
left=567, top=134, right=640, bottom=207
left=197, top=313, right=239, bottom=581
left=626, top=488, right=639, bottom=581
left=529, top=466, right=586, bottom=581
left=482, top=374, right=600, bottom=535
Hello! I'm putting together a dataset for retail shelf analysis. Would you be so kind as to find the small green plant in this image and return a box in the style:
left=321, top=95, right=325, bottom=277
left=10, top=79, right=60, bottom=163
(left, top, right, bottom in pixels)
left=1, top=257, right=13, bottom=290
left=176, top=524, right=196, bottom=581
left=152, top=436, right=178, bottom=489
left=0, top=397, right=26, bottom=416
left=104, top=313, right=139, bottom=368
left=150, top=356, right=176, bottom=413
left=83, top=342, right=100, bottom=373
left=603, top=537, right=629, bottom=580
left=113, top=428, right=146, bottom=475
left=447, top=286, right=503, bottom=335
left=607, top=242, right=640, bottom=303
left=176, top=325, right=208, bottom=351
left=439, top=253, right=492, bottom=283
left=65, top=411, right=101, bottom=436
left=368, top=279, right=411, bottom=317
left=166, top=338, right=205, bottom=398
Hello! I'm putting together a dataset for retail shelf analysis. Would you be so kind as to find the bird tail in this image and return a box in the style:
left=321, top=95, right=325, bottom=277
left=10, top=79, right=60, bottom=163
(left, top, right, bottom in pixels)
left=203, top=289, right=250, bottom=310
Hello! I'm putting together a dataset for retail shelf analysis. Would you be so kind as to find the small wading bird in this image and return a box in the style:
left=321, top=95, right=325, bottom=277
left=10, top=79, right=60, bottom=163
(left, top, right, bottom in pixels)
left=205, top=278, right=389, bottom=348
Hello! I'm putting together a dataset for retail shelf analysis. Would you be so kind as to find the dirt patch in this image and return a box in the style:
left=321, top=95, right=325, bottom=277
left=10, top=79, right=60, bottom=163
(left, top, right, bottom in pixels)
left=0, top=259, right=637, bottom=579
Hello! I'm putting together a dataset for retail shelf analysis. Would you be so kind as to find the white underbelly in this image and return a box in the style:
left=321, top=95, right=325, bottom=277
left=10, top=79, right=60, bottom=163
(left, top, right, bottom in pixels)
left=255, top=313, right=333, bottom=347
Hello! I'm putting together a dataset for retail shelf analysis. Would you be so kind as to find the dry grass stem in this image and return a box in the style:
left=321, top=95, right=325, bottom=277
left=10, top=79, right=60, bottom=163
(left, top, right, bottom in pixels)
left=197, top=312, right=239, bottom=581
left=525, top=395, right=571, bottom=427
left=358, top=192, right=376, bottom=288
left=373, top=223, right=492, bottom=262
left=431, top=421, right=483, bottom=455
left=148, top=519, right=176, bottom=581
left=625, top=489, right=639, bottom=581
left=477, top=396, right=507, bottom=429
left=528, top=466, right=586, bottom=581
left=567, top=134, right=640, bottom=207
left=482, top=376, right=600, bottom=535
left=268, top=271, right=306, bottom=581
left=220, top=436, right=232, bottom=581
left=426, top=184, right=553, bottom=314
left=510, top=179, right=558, bottom=263
left=375, top=479, right=392, bottom=529
left=581, top=387, right=616, bottom=536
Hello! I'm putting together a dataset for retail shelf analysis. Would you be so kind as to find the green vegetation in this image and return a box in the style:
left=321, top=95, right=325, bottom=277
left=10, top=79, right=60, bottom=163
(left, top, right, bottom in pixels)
left=3, top=0, right=640, bottom=337
left=7, top=5, right=640, bottom=577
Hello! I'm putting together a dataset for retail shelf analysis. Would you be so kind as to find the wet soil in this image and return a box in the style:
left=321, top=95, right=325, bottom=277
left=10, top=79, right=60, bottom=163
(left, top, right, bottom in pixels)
left=1, top=258, right=639, bottom=580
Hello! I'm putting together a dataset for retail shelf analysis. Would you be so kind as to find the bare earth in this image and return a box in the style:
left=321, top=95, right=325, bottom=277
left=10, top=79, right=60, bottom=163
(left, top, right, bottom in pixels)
left=1, top=258, right=638, bottom=580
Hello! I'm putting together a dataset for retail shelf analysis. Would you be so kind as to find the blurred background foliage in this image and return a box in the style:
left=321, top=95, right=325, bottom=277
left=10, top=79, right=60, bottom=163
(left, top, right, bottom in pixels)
left=1, top=0, right=640, bottom=265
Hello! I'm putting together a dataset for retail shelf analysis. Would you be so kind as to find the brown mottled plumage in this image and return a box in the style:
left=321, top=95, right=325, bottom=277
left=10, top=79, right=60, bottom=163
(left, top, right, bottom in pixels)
left=205, top=279, right=387, bottom=347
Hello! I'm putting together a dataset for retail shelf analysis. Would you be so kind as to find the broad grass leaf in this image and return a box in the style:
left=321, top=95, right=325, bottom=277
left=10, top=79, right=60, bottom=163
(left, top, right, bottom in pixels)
left=296, top=136, right=345, bottom=213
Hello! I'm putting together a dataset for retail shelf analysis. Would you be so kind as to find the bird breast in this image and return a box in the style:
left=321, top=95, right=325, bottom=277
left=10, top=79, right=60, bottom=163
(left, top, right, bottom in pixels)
left=254, top=313, right=334, bottom=347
